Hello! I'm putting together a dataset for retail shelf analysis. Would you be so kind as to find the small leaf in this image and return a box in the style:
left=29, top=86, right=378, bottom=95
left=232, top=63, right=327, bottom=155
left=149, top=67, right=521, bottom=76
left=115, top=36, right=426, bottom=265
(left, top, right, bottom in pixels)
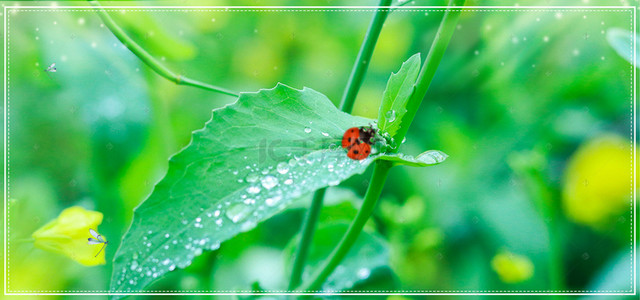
left=376, top=150, right=448, bottom=167
left=284, top=223, right=390, bottom=291
left=110, top=84, right=376, bottom=294
left=606, top=28, right=639, bottom=67
left=377, top=53, right=421, bottom=138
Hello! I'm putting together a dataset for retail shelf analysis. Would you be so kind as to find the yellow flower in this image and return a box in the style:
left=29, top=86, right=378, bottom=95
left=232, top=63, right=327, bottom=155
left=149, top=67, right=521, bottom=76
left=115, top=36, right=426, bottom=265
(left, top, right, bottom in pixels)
left=32, top=206, right=106, bottom=266
left=491, top=251, right=534, bottom=284
left=562, top=134, right=632, bottom=226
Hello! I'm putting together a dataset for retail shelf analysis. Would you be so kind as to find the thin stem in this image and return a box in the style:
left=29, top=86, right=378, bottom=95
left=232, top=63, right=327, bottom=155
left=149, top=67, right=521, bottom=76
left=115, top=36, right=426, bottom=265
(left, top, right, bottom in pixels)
left=529, top=172, right=565, bottom=291
left=339, top=0, right=393, bottom=113
left=297, top=0, right=466, bottom=291
left=287, top=189, right=326, bottom=289
left=299, top=161, right=392, bottom=291
left=288, top=0, right=392, bottom=290
left=88, top=1, right=238, bottom=97
left=393, top=0, right=465, bottom=146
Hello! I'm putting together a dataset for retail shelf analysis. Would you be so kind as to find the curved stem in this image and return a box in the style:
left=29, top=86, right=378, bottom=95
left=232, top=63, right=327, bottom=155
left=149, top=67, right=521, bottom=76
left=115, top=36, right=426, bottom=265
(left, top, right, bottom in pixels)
left=393, top=0, right=465, bottom=146
left=299, top=160, right=392, bottom=291
left=288, top=0, right=392, bottom=290
left=88, top=1, right=238, bottom=97
left=297, top=0, right=466, bottom=291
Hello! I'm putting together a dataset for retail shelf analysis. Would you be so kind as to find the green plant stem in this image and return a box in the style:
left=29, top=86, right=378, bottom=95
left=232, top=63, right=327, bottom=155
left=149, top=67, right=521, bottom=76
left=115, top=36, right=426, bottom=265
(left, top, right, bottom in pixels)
left=88, top=1, right=238, bottom=97
left=288, top=0, right=392, bottom=290
left=287, top=188, right=326, bottom=289
left=299, top=160, right=392, bottom=291
left=393, top=0, right=465, bottom=146
left=296, top=0, right=465, bottom=291
left=529, top=172, right=565, bottom=291
left=339, top=0, right=393, bottom=113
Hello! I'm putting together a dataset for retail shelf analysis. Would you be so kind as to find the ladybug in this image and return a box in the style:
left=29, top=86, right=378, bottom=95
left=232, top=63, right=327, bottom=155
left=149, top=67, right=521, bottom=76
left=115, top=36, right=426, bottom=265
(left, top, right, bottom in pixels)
left=342, top=126, right=377, bottom=160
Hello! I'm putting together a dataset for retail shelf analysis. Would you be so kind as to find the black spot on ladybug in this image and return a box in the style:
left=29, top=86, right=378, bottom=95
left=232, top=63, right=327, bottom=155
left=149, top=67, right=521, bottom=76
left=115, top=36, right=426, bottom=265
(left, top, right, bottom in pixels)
left=353, top=150, right=359, bottom=154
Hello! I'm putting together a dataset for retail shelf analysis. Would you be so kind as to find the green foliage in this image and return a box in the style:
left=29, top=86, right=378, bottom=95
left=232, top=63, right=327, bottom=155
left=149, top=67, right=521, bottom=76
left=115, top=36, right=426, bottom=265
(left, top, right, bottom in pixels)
left=377, top=53, right=421, bottom=139
left=606, top=28, right=639, bottom=67
left=378, top=150, right=448, bottom=167
left=284, top=223, right=391, bottom=291
left=110, top=83, right=372, bottom=292
left=110, top=82, right=445, bottom=293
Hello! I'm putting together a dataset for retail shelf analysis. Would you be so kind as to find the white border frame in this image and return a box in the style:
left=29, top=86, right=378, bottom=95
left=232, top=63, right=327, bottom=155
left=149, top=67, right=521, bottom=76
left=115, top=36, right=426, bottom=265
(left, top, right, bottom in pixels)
left=2, top=4, right=637, bottom=297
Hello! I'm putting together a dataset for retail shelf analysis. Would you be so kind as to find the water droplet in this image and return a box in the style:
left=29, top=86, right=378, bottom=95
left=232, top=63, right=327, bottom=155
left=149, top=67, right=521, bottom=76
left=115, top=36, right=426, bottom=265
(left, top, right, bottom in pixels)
left=164, top=233, right=170, bottom=238
left=265, top=195, right=283, bottom=207
left=261, top=175, right=279, bottom=189
left=321, top=132, right=329, bottom=137
left=225, top=203, right=252, bottom=223
left=304, top=127, right=312, bottom=133
left=385, top=110, right=396, bottom=122
left=214, top=210, right=221, bottom=217
left=357, top=268, right=371, bottom=279
left=162, top=259, right=171, bottom=265
left=195, top=217, right=201, bottom=222
left=246, top=173, right=259, bottom=183
left=168, top=264, right=176, bottom=271
left=328, top=180, right=340, bottom=186
left=284, top=179, right=293, bottom=185
left=277, top=162, right=290, bottom=174
left=247, top=186, right=261, bottom=194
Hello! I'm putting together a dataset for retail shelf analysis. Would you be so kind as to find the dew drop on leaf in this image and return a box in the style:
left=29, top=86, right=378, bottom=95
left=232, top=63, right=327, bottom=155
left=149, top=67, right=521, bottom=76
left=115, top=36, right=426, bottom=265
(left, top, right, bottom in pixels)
left=304, top=127, right=312, bottom=133
left=265, top=195, right=283, bottom=207
left=225, top=203, right=252, bottom=223
left=245, top=173, right=259, bottom=183
left=261, top=175, right=279, bottom=189
left=276, top=162, right=289, bottom=174
left=246, top=186, right=261, bottom=194
left=357, top=268, right=371, bottom=279
left=385, top=110, right=397, bottom=122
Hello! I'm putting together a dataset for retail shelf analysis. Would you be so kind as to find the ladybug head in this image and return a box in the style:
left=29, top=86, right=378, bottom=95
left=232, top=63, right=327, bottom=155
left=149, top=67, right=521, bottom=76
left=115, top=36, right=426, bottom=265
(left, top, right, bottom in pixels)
left=358, top=126, right=377, bottom=145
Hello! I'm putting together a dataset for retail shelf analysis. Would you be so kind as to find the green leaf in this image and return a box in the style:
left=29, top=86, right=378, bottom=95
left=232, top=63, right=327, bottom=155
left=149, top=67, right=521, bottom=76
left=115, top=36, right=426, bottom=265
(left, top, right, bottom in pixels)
left=606, top=28, right=639, bottom=67
left=110, top=83, right=377, bottom=293
left=376, top=150, right=448, bottom=167
left=377, top=53, right=421, bottom=138
left=284, top=223, right=391, bottom=291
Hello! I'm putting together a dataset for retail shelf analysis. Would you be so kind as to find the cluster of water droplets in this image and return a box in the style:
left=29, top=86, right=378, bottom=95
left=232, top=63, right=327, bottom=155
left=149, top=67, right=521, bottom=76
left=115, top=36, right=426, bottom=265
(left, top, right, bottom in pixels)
left=114, top=227, right=222, bottom=290
left=116, top=126, right=376, bottom=289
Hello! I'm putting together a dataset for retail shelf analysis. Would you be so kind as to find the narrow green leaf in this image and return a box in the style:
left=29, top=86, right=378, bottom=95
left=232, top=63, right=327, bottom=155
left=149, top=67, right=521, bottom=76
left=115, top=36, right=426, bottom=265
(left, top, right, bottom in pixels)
left=284, top=223, right=390, bottom=291
left=377, top=53, right=421, bottom=138
left=110, top=83, right=376, bottom=293
left=376, top=150, right=448, bottom=167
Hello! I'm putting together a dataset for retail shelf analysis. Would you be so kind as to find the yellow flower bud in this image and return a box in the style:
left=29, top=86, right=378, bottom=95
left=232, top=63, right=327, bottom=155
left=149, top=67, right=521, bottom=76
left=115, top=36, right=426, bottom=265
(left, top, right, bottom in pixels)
left=32, top=206, right=106, bottom=266
left=562, top=134, right=632, bottom=226
left=491, top=251, right=534, bottom=284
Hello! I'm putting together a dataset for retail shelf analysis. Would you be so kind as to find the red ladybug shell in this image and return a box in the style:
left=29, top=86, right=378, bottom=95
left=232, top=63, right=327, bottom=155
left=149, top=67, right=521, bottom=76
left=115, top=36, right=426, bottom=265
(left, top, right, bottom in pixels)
left=342, top=127, right=360, bottom=149
left=347, top=142, right=371, bottom=160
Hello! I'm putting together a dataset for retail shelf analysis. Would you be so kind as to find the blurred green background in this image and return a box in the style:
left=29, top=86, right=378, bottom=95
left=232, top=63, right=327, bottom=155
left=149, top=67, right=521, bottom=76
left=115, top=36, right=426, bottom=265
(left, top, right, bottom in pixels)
left=3, top=0, right=638, bottom=297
